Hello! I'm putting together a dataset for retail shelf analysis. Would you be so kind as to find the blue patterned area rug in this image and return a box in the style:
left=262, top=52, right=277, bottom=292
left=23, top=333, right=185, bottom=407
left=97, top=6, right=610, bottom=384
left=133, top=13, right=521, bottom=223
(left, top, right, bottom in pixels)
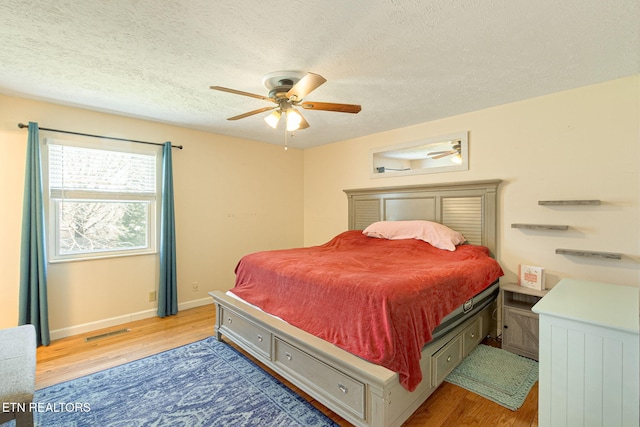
left=4, top=337, right=338, bottom=427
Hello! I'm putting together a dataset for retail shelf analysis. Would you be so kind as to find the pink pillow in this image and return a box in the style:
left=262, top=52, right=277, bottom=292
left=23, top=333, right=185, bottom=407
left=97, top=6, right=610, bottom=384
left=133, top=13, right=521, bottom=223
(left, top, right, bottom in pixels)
left=362, top=220, right=466, bottom=251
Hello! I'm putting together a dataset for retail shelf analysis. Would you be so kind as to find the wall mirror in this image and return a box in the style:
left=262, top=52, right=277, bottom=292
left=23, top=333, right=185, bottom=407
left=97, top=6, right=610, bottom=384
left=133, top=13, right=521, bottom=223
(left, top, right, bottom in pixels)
left=370, top=131, right=468, bottom=178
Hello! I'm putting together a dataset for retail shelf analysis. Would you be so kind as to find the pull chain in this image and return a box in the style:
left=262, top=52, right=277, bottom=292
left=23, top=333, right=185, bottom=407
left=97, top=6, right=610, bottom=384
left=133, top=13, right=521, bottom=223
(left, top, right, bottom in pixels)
left=285, top=130, right=296, bottom=150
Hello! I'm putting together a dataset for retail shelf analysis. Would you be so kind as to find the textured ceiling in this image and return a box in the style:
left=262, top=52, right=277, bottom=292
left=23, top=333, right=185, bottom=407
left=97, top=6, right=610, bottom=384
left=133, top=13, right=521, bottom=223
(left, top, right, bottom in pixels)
left=1, top=0, right=639, bottom=149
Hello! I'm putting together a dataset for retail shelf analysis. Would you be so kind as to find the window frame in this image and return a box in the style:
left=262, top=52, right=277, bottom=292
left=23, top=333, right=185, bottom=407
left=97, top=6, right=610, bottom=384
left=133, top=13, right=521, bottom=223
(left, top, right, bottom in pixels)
left=42, top=137, right=162, bottom=262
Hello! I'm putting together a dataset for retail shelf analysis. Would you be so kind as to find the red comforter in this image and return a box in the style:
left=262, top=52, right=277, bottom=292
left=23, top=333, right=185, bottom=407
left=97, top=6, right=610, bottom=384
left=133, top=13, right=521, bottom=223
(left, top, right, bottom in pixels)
left=230, top=230, right=503, bottom=391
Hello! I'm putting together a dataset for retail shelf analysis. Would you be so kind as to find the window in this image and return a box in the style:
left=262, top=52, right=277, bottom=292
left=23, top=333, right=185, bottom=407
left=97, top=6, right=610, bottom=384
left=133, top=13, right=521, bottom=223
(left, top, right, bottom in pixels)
left=44, top=138, right=161, bottom=261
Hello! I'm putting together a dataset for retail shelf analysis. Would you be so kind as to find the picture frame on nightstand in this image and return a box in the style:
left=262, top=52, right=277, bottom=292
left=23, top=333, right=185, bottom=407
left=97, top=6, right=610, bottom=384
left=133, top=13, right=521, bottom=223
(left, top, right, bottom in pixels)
left=518, top=264, right=545, bottom=290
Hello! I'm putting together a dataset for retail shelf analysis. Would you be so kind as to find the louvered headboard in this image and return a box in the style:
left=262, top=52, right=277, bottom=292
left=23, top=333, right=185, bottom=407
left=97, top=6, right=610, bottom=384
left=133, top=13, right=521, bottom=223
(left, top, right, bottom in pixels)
left=344, top=180, right=501, bottom=256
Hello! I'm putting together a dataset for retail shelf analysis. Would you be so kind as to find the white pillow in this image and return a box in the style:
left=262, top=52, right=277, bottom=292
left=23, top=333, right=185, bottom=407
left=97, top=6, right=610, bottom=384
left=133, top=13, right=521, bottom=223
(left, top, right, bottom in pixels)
left=362, top=220, right=466, bottom=251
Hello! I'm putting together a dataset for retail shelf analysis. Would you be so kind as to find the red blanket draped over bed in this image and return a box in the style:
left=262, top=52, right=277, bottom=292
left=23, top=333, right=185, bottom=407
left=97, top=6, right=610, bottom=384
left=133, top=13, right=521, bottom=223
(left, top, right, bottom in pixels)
left=230, top=230, right=503, bottom=391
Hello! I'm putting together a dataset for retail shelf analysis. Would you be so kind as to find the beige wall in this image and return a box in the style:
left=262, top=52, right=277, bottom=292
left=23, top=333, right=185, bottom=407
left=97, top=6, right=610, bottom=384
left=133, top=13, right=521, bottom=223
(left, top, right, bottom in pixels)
left=304, top=75, right=640, bottom=288
left=0, top=94, right=304, bottom=334
left=2, top=75, right=638, bottom=336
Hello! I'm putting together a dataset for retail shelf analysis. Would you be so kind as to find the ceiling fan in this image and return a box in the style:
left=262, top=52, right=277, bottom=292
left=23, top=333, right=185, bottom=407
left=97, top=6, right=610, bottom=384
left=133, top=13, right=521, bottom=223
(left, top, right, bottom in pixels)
left=427, top=141, right=462, bottom=160
left=210, top=71, right=361, bottom=131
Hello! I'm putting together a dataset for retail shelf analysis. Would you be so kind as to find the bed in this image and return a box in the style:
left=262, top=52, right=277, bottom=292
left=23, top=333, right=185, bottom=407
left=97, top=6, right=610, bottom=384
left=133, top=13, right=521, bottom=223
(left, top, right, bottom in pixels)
left=210, top=180, right=502, bottom=427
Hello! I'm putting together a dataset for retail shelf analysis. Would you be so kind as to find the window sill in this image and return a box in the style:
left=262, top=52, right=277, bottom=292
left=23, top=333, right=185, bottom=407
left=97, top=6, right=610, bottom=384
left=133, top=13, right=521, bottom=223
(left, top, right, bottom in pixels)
left=48, top=250, right=158, bottom=264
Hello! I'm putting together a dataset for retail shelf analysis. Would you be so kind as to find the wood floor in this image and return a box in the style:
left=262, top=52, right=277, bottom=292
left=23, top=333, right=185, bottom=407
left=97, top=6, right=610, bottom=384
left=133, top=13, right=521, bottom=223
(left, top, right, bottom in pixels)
left=36, top=304, right=539, bottom=426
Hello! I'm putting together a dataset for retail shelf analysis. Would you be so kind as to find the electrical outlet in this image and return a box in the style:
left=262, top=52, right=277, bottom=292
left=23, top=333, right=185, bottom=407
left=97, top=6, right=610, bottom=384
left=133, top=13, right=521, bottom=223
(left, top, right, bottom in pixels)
left=148, top=291, right=157, bottom=302
left=192, top=282, right=199, bottom=292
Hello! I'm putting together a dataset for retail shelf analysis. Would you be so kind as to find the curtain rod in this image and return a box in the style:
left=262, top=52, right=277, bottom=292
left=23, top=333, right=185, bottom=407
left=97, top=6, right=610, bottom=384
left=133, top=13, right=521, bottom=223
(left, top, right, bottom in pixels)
left=17, top=123, right=183, bottom=150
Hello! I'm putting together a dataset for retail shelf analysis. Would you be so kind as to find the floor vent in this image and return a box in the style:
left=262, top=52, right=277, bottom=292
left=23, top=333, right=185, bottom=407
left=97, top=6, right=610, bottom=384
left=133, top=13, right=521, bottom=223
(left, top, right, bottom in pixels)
left=85, top=328, right=131, bottom=342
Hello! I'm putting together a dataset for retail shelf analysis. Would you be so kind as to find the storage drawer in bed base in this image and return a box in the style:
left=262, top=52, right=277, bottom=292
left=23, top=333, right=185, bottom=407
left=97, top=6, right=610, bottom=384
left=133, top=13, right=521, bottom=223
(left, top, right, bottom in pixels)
left=274, top=337, right=366, bottom=419
left=217, top=305, right=272, bottom=360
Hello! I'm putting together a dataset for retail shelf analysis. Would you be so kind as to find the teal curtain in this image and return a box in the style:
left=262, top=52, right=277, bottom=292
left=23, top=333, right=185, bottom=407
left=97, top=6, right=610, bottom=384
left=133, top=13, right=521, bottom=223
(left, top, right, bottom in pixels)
left=157, top=142, right=178, bottom=317
left=19, top=122, right=50, bottom=346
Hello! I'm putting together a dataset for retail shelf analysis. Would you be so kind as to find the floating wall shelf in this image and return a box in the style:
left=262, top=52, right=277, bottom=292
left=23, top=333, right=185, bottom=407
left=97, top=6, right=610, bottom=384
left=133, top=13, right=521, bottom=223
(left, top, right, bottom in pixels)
left=512, top=224, right=569, bottom=231
left=538, top=200, right=601, bottom=206
left=555, top=248, right=622, bottom=260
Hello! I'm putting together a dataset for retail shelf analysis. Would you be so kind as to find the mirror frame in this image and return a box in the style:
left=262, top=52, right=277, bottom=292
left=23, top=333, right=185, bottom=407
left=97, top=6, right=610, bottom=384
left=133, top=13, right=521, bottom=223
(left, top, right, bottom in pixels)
left=370, top=131, right=468, bottom=178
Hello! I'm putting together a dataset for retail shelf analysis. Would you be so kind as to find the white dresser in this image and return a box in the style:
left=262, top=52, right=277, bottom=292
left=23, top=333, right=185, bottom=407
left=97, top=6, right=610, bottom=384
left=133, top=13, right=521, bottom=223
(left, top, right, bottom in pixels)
left=532, top=279, right=639, bottom=427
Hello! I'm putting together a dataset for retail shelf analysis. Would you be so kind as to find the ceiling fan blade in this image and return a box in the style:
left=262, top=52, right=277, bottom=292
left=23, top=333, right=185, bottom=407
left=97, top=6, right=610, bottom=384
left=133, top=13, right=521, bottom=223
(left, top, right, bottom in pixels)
left=427, top=150, right=451, bottom=156
left=287, top=73, right=327, bottom=101
left=300, top=101, right=361, bottom=114
left=297, top=111, right=310, bottom=130
left=210, top=86, right=273, bottom=102
left=432, top=151, right=455, bottom=160
left=227, top=106, right=277, bottom=121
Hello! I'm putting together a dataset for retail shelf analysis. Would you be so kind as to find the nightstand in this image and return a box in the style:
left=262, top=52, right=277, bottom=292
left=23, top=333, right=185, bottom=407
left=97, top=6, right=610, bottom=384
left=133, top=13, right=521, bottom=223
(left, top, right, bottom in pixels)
left=500, top=283, right=548, bottom=360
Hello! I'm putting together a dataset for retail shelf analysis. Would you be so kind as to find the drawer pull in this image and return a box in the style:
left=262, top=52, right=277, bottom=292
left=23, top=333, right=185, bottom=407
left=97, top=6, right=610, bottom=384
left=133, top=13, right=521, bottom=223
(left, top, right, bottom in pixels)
left=446, top=355, right=452, bottom=362
left=257, top=334, right=263, bottom=342
left=338, top=383, right=349, bottom=394
left=285, top=352, right=292, bottom=361
left=227, top=318, right=232, bottom=324
left=470, top=333, right=475, bottom=338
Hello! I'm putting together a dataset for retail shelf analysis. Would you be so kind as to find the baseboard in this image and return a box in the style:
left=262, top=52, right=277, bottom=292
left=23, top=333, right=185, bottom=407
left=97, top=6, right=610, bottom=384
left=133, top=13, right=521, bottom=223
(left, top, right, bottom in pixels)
left=178, top=297, right=213, bottom=311
left=49, top=297, right=213, bottom=341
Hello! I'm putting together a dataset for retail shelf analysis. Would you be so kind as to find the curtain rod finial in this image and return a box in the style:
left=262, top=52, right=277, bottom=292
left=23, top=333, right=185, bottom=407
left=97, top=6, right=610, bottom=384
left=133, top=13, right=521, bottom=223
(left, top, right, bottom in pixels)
left=18, top=122, right=27, bottom=129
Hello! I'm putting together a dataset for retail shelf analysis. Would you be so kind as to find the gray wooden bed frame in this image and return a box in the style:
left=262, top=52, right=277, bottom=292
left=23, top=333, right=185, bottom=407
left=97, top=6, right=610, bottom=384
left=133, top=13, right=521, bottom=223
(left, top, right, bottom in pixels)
left=210, top=179, right=502, bottom=427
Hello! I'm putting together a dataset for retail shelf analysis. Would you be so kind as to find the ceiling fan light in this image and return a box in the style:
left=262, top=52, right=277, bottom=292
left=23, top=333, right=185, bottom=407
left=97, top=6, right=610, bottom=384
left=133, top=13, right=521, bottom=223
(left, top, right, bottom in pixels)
left=452, top=153, right=462, bottom=164
left=264, top=110, right=281, bottom=128
left=286, top=109, right=302, bottom=131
